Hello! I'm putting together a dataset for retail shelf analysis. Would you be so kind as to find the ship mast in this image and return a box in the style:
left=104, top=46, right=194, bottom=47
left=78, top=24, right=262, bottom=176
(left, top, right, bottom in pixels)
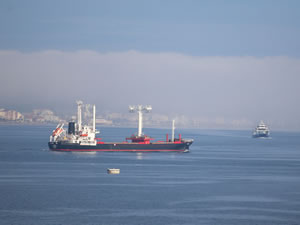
left=129, top=105, right=152, bottom=137
left=172, top=120, right=175, bottom=142
left=76, top=100, right=83, bottom=132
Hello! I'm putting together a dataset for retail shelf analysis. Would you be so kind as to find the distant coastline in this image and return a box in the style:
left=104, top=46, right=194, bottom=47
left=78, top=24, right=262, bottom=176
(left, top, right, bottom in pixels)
left=1, top=121, right=299, bottom=132
left=1, top=107, right=299, bottom=131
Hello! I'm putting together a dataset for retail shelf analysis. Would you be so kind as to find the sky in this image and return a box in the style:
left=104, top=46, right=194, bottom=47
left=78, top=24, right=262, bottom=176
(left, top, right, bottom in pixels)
left=1, top=0, right=300, bottom=130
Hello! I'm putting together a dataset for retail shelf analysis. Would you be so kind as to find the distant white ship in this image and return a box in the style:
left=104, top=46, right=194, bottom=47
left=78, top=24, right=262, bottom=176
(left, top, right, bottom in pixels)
left=252, top=121, right=270, bottom=138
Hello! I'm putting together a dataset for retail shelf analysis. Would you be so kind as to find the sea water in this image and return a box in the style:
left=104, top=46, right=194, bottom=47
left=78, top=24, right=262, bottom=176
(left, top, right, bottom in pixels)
left=0, top=125, right=300, bottom=225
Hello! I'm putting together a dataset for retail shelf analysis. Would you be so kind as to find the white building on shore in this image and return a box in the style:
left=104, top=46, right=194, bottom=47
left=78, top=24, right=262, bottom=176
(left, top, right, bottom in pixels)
left=0, top=109, right=24, bottom=121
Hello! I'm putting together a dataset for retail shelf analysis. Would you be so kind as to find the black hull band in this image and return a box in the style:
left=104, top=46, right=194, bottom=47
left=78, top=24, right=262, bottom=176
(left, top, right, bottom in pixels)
left=48, top=142, right=192, bottom=152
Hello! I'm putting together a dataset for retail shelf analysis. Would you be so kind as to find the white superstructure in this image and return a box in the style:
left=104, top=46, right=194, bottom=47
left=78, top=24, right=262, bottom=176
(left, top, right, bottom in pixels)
left=252, top=121, right=270, bottom=137
left=50, top=101, right=99, bottom=146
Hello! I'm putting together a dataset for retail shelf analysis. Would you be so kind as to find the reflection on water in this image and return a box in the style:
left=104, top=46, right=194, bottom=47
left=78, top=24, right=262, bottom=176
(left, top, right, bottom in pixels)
left=71, top=151, right=97, bottom=156
left=136, top=152, right=143, bottom=160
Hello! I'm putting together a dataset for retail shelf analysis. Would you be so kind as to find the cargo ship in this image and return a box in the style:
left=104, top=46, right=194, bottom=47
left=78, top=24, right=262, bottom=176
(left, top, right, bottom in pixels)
left=252, top=121, right=270, bottom=138
left=48, top=101, right=193, bottom=152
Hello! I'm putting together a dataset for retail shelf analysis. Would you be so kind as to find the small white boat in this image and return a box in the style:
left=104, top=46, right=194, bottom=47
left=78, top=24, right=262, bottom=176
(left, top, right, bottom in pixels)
left=107, top=168, right=120, bottom=174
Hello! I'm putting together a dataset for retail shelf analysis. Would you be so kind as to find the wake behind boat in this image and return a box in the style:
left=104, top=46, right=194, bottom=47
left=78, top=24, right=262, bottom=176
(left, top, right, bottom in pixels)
left=48, top=102, right=193, bottom=152
left=252, top=121, right=270, bottom=138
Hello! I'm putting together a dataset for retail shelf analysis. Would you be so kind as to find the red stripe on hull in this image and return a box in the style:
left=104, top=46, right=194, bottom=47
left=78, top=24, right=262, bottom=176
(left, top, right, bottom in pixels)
left=51, top=149, right=186, bottom=152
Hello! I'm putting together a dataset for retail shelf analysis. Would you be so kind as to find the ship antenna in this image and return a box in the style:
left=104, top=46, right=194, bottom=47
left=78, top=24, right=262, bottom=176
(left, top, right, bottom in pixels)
left=129, top=105, right=152, bottom=137
left=93, top=104, right=96, bottom=132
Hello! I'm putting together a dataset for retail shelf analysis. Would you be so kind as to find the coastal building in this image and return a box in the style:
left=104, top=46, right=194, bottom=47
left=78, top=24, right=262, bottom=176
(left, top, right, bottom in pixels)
left=31, top=109, right=60, bottom=123
left=0, top=109, right=24, bottom=121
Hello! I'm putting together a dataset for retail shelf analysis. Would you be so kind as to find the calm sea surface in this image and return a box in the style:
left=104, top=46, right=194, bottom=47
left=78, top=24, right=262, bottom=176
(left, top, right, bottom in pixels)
left=0, top=125, right=300, bottom=225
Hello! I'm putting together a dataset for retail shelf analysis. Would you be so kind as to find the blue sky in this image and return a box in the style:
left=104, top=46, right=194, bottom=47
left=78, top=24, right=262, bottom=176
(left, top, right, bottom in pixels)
left=1, top=0, right=300, bottom=130
left=1, top=0, right=300, bottom=56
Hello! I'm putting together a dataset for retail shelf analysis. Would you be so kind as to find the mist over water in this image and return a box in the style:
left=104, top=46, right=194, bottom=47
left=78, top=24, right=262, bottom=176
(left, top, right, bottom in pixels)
left=0, top=125, right=300, bottom=225
left=1, top=51, right=300, bottom=130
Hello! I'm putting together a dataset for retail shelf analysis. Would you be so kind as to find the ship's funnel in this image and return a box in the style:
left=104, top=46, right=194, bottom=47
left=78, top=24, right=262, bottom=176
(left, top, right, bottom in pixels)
left=68, top=122, right=75, bottom=135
